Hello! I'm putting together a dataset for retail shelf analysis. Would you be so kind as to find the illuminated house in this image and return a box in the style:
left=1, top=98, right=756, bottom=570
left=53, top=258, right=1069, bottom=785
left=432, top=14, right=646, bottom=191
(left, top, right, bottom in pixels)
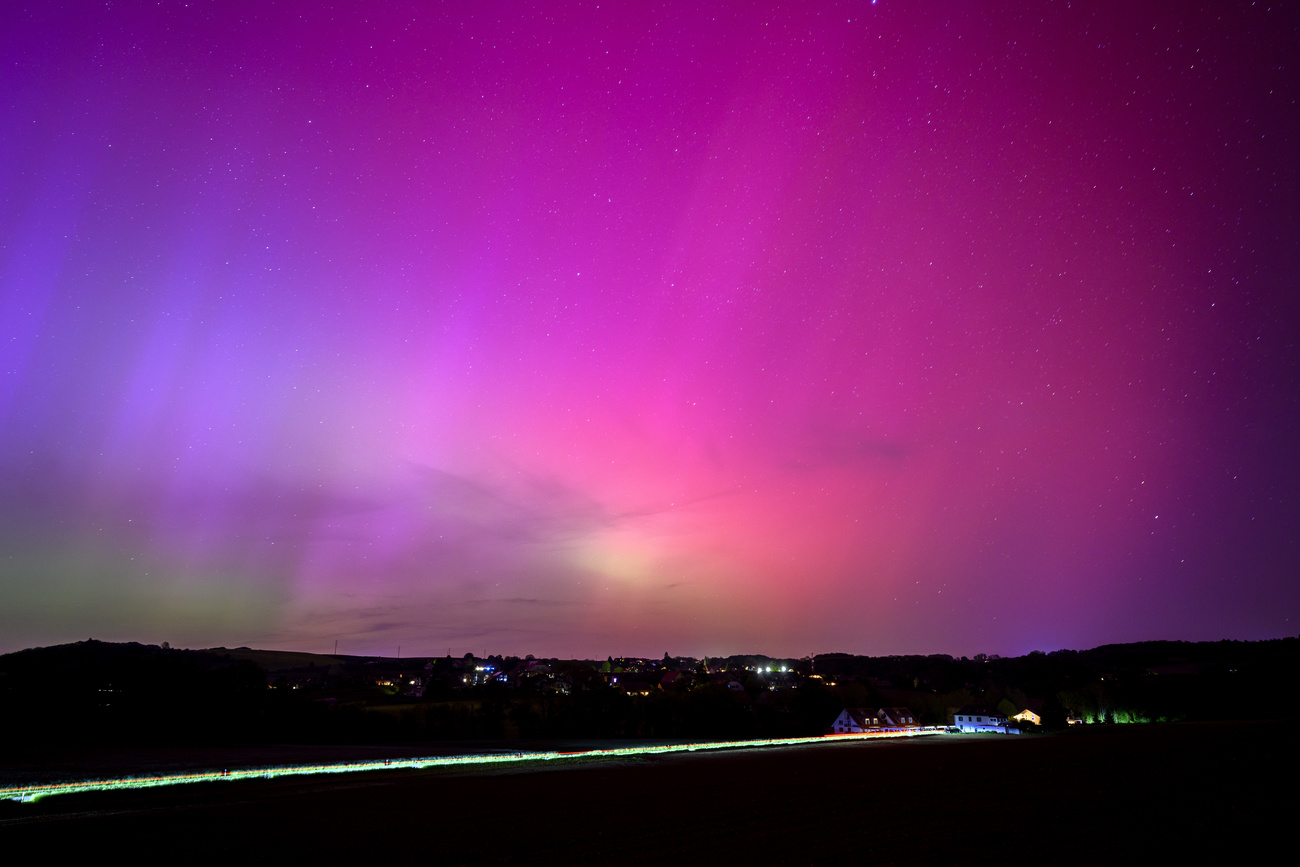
left=951, top=707, right=1011, bottom=733
left=1010, top=708, right=1041, bottom=726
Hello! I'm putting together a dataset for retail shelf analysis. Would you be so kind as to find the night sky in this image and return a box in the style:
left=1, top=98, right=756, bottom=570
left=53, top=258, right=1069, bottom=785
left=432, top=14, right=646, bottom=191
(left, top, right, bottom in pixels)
left=2, top=1, right=1297, bottom=659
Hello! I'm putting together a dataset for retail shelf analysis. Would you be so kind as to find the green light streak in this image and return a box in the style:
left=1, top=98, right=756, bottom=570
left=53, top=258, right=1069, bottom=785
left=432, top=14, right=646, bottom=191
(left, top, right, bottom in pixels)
left=3, top=728, right=944, bottom=803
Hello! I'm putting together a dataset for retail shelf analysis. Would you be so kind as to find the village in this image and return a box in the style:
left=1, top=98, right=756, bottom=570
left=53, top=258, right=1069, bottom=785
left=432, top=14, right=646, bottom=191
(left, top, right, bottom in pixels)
left=254, top=645, right=1201, bottom=737
left=4, top=638, right=1288, bottom=749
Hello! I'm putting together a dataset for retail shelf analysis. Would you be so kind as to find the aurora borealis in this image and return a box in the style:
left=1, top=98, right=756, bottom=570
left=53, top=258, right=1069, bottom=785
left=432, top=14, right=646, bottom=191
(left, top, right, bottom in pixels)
left=1, top=1, right=1296, bottom=659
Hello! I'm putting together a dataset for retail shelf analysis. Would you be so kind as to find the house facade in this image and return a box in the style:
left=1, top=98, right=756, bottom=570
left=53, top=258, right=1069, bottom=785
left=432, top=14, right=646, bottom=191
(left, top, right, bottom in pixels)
left=831, top=708, right=882, bottom=733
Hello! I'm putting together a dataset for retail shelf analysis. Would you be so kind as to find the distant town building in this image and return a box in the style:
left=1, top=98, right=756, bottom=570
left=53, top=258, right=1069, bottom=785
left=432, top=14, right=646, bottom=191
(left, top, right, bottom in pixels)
left=659, top=671, right=690, bottom=690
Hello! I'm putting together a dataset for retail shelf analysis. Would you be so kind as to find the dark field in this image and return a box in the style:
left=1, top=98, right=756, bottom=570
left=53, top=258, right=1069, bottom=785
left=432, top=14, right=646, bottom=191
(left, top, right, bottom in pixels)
left=1, top=721, right=1290, bottom=863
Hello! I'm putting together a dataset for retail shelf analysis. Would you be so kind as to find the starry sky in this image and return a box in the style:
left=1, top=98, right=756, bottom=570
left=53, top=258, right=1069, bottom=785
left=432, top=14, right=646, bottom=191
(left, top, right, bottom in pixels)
left=2, top=1, right=1297, bottom=659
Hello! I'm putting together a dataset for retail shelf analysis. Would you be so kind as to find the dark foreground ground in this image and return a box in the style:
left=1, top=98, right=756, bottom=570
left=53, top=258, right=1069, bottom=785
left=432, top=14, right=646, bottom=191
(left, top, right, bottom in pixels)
left=1, top=721, right=1292, bottom=864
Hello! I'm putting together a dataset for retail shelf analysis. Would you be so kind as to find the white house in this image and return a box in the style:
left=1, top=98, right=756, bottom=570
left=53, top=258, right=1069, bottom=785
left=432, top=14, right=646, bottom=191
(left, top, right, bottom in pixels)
left=952, top=707, right=1012, bottom=733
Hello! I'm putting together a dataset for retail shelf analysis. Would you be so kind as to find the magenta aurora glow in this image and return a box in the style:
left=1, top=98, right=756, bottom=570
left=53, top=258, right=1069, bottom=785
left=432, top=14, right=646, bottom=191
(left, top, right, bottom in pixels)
left=1, top=1, right=1297, bottom=659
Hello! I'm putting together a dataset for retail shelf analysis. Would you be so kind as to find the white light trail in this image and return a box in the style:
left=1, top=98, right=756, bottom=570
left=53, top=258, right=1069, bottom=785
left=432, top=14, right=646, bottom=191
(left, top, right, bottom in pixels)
left=2, top=728, right=945, bottom=803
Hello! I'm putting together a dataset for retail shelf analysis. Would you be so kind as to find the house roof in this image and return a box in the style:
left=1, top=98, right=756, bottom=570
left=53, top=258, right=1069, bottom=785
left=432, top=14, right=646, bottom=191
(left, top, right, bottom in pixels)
left=878, top=707, right=917, bottom=725
left=842, top=708, right=878, bottom=728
